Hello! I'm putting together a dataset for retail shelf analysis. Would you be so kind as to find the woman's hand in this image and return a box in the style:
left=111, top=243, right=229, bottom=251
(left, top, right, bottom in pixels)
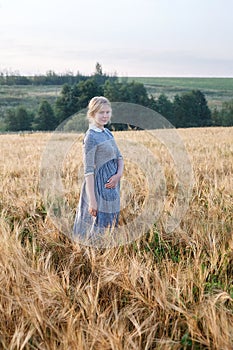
left=88, top=199, right=97, bottom=217
left=105, top=174, right=121, bottom=189
left=85, top=174, right=97, bottom=217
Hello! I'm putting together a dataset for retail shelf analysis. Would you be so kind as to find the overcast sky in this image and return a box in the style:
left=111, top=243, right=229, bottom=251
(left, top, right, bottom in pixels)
left=0, top=0, right=232, bottom=77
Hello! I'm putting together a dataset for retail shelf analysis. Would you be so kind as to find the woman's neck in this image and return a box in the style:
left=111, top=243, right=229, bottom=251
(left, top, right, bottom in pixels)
left=93, top=122, right=104, bottom=130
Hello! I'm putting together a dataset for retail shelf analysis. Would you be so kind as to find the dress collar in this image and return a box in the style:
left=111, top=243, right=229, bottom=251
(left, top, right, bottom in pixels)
left=89, top=124, right=105, bottom=132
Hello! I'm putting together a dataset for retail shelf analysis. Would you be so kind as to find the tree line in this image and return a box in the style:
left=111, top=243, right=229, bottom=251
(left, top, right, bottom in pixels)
left=0, top=63, right=117, bottom=86
left=1, top=64, right=233, bottom=131
left=0, top=70, right=85, bottom=86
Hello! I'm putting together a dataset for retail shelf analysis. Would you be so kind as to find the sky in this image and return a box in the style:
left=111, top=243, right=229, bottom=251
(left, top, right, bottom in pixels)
left=0, top=0, right=233, bottom=77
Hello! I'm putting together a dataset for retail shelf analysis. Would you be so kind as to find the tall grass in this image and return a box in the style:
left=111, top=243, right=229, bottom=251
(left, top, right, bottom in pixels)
left=0, top=127, right=232, bottom=349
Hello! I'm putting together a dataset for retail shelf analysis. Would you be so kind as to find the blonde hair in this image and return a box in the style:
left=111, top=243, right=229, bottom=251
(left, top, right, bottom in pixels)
left=87, top=96, right=112, bottom=123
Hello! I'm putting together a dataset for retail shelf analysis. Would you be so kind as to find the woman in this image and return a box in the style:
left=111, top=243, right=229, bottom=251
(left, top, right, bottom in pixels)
left=73, top=96, right=124, bottom=240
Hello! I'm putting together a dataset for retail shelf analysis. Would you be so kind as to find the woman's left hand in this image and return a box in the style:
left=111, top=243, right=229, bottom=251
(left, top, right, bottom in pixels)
left=105, top=174, right=121, bottom=189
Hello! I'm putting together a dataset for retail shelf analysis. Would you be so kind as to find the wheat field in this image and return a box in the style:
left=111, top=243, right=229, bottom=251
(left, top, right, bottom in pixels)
left=0, top=127, right=232, bottom=350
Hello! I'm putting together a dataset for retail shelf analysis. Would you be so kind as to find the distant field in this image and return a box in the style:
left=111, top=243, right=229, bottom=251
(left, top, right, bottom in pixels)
left=126, top=77, right=233, bottom=108
left=128, top=77, right=233, bottom=90
left=0, top=85, right=60, bottom=111
left=0, top=85, right=61, bottom=129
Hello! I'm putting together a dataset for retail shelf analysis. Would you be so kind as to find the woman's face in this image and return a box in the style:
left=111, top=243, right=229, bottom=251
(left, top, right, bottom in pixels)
left=93, top=104, right=111, bottom=129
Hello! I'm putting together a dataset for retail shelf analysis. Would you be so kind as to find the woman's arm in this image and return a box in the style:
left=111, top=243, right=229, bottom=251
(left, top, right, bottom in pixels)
left=117, top=158, right=124, bottom=177
left=85, top=174, right=97, bottom=217
left=83, top=132, right=98, bottom=217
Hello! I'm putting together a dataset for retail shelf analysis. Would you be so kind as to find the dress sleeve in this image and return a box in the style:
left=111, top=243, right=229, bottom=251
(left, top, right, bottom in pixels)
left=83, top=132, right=97, bottom=176
left=116, top=146, right=123, bottom=160
left=106, top=128, right=123, bottom=160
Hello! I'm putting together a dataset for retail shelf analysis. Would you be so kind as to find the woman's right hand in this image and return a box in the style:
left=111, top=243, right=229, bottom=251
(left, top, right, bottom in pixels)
left=88, top=200, right=97, bottom=217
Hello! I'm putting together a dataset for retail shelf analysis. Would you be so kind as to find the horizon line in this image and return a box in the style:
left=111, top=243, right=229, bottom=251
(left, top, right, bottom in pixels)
left=0, top=70, right=233, bottom=79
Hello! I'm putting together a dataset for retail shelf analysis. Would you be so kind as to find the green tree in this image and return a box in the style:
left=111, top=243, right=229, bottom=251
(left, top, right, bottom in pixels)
left=222, top=100, right=233, bottom=126
left=95, top=62, right=103, bottom=75
left=55, top=84, right=73, bottom=123
left=0, top=72, right=4, bottom=85
left=5, top=106, right=33, bottom=131
left=191, top=90, right=212, bottom=126
left=154, top=94, right=174, bottom=124
left=211, top=107, right=221, bottom=126
left=75, top=78, right=103, bottom=110
left=55, top=78, right=102, bottom=123
left=104, top=80, right=122, bottom=101
left=93, top=62, right=111, bottom=85
left=104, top=80, right=150, bottom=106
left=173, top=90, right=211, bottom=127
left=5, top=109, right=18, bottom=131
left=127, top=81, right=150, bottom=106
left=212, top=100, right=233, bottom=126
left=35, top=100, right=57, bottom=130
left=172, top=94, right=187, bottom=128
left=16, top=106, right=33, bottom=130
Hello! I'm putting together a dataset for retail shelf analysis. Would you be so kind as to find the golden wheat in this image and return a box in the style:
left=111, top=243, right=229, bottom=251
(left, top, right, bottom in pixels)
left=0, top=127, right=232, bottom=350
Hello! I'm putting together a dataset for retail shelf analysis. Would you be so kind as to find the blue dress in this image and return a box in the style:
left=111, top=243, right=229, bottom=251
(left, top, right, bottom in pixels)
left=73, top=124, right=123, bottom=240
